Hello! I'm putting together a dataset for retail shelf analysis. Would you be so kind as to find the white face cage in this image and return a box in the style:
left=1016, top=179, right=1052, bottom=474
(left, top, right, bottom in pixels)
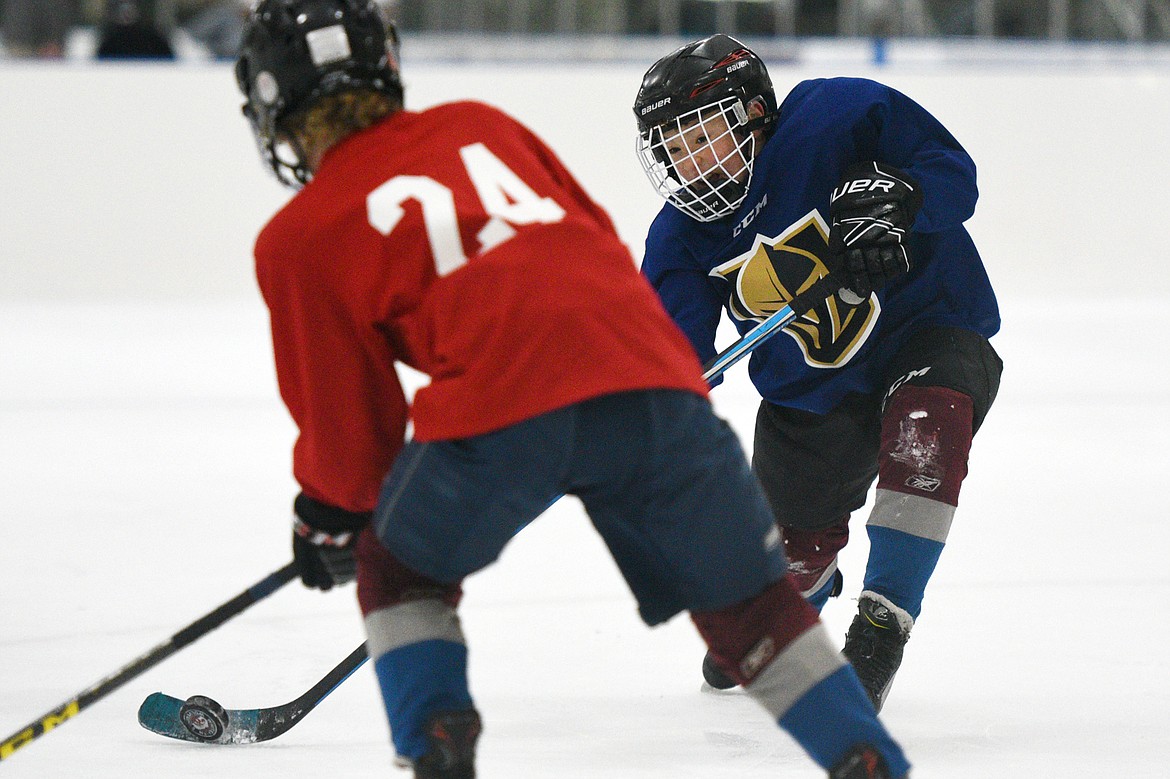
left=635, top=96, right=757, bottom=223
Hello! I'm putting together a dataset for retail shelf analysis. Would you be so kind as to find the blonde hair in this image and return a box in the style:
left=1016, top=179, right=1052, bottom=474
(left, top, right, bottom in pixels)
left=285, top=89, right=401, bottom=169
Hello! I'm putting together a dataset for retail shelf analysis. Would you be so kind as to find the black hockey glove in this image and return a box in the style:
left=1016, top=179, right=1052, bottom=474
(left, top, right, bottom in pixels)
left=828, top=161, right=924, bottom=304
left=292, top=493, right=370, bottom=591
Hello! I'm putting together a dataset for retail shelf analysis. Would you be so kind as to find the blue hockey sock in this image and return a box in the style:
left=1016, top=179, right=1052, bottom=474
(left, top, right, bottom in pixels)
left=863, top=525, right=944, bottom=621
left=373, top=639, right=474, bottom=760
left=779, top=665, right=910, bottom=775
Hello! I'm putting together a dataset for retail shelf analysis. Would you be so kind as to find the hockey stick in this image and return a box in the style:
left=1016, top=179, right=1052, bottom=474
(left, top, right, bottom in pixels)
left=0, top=561, right=298, bottom=761
left=137, top=642, right=369, bottom=744
left=701, top=272, right=841, bottom=383
left=133, top=274, right=846, bottom=748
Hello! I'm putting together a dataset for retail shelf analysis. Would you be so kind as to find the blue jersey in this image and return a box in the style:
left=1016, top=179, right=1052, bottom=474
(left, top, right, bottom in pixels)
left=642, top=77, right=1000, bottom=414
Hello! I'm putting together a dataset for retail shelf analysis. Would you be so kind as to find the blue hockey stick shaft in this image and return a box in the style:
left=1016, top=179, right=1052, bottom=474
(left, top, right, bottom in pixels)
left=701, top=273, right=840, bottom=384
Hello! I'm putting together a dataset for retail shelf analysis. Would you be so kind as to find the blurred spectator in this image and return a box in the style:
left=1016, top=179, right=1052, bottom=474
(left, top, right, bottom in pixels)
left=96, top=0, right=175, bottom=59
left=2, top=0, right=81, bottom=57
left=182, top=0, right=248, bottom=59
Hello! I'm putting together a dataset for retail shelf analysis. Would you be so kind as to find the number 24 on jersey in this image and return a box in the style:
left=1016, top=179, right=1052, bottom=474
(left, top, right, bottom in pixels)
left=366, top=142, right=566, bottom=276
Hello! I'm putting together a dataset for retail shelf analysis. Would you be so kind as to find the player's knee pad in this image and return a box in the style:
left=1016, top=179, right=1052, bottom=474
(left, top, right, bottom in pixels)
left=878, top=383, right=974, bottom=507
left=354, top=526, right=463, bottom=617
left=690, top=577, right=820, bottom=687
left=782, top=516, right=849, bottom=598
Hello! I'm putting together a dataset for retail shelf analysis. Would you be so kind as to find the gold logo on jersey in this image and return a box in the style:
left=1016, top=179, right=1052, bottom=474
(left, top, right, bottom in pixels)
left=711, top=210, right=878, bottom=367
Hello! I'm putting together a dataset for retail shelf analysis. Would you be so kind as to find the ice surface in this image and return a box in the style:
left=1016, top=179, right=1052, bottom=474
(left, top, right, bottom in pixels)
left=3, top=297, right=1167, bottom=777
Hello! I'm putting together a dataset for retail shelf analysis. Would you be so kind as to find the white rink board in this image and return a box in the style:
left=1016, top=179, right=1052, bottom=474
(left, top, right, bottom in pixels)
left=1, top=59, right=1169, bottom=300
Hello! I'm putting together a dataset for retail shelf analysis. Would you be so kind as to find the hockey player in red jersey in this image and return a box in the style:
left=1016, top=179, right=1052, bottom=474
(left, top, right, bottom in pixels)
left=235, top=2, right=910, bottom=777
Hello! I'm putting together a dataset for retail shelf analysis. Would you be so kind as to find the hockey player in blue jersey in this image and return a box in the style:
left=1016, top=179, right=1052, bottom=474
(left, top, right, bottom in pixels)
left=633, top=35, right=1003, bottom=713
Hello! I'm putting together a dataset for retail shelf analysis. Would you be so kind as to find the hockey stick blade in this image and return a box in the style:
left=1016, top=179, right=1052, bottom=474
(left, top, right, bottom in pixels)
left=138, top=643, right=369, bottom=744
left=0, top=561, right=297, bottom=761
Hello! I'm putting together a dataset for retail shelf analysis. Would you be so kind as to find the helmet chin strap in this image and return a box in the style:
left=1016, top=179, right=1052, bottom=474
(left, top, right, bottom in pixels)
left=743, top=113, right=774, bottom=134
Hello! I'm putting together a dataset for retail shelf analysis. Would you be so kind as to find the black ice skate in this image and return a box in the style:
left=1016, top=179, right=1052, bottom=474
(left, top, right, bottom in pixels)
left=829, top=744, right=904, bottom=779
left=841, top=592, right=913, bottom=712
left=413, top=709, right=482, bottom=779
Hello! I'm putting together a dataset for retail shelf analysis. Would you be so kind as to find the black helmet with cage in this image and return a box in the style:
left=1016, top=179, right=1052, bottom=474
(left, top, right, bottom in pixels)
left=235, top=0, right=403, bottom=187
left=633, top=35, right=777, bottom=222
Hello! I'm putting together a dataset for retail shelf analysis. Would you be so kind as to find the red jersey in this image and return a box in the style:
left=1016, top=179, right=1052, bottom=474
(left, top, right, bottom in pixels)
left=255, top=101, right=708, bottom=512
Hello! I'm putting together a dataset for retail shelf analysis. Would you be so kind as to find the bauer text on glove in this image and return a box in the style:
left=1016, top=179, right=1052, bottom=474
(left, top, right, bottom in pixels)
left=828, top=161, right=924, bottom=304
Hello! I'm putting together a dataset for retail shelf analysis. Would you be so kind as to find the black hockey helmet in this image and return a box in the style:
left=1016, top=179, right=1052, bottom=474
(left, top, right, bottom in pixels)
left=235, top=0, right=403, bottom=186
left=633, top=34, right=776, bottom=138
left=633, top=35, right=777, bottom=222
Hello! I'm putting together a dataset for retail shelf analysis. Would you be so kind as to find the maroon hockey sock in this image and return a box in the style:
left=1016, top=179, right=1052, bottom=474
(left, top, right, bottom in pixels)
left=354, top=527, right=463, bottom=616
left=877, top=384, right=973, bottom=507
left=782, top=517, right=850, bottom=596
left=690, top=576, right=821, bottom=687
